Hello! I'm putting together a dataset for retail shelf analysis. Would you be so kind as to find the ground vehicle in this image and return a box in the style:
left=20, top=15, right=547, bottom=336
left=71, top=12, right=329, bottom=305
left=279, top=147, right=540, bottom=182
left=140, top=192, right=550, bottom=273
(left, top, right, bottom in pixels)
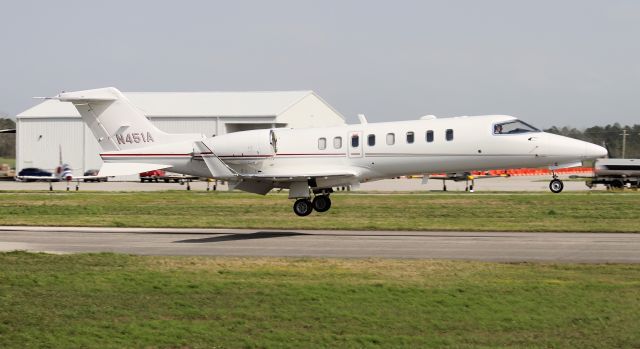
left=140, top=169, right=197, bottom=183
left=578, top=159, right=640, bottom=190
left=16, top=168, right=56, bottom=182
left=139, top=169, right=166, bottom=182
left=83, top=169, right=107, bottom=182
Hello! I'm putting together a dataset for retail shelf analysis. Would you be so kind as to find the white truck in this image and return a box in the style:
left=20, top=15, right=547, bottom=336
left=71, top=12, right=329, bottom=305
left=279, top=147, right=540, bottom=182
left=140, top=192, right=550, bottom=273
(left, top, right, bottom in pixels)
left=579, top=159, right=640, bottom=189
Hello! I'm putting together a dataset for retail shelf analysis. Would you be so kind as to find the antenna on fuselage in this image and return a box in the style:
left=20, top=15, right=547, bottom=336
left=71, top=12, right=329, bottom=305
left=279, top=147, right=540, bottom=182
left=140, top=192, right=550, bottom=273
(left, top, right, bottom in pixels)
left=357, top=114, right=368, bottom=124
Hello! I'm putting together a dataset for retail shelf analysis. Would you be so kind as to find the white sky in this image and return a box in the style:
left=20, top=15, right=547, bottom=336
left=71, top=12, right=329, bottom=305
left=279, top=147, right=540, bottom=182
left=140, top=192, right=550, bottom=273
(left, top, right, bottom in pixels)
left=1, top=1, right=639, bottom=128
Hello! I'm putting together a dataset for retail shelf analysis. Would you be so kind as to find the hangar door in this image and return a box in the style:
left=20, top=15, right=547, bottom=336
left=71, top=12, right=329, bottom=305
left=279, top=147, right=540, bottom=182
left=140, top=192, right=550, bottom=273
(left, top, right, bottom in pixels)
left=225, top=123, right=282, bottom=133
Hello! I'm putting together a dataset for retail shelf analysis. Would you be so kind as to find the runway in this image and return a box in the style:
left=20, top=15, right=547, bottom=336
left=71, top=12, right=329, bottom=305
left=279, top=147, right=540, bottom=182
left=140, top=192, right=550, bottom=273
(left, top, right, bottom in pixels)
left=0, top=226, right=638, bottom=262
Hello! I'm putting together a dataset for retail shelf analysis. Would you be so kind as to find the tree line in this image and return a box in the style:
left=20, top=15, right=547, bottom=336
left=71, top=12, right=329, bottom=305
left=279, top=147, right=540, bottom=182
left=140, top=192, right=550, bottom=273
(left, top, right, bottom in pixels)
left=544, top=123, right=640, bottom=159
left=0, top=118, right=15, bottom=158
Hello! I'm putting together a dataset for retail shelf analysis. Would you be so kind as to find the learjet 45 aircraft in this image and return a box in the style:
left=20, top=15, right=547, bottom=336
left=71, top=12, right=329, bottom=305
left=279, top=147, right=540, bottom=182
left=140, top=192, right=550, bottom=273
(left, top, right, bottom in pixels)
left=50, top=87, right=606, bottom=216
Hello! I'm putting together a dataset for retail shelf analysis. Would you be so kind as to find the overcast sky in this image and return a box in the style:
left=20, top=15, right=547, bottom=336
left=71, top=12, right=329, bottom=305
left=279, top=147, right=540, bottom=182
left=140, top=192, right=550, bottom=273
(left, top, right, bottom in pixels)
left=1, top=1, right=639, bottom=127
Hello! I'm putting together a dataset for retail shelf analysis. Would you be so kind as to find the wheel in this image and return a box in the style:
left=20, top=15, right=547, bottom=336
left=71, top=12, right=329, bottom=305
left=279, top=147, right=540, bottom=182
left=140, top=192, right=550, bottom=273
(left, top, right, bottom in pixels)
left=611, top=180, right=624, bottom=189
left=293, top=199, right=313, bottom=216
left=312, top=195, right=331, bottom=212
left=549, top=179, right=564, bottom=193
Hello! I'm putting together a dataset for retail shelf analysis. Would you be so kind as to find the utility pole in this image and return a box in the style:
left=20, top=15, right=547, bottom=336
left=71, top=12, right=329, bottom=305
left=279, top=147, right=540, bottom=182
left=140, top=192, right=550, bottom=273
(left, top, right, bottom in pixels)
left=620, top=129, right=628, bottom=158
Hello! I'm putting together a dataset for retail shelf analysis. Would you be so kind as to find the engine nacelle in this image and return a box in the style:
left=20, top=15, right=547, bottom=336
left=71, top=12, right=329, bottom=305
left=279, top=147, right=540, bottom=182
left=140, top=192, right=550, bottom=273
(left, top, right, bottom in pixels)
left=204, top=129, right=276, bottom=160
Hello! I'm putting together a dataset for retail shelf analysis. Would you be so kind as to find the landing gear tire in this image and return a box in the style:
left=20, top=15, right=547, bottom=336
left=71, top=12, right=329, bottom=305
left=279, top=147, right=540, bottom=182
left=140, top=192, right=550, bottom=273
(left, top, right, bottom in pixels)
left=312, top=195, right=331, bottom=213
left=293, top=199, right=313, bottom=216
left=612, top=180, right=625, bottom=189
left=549, top=179, right=564, bottom=193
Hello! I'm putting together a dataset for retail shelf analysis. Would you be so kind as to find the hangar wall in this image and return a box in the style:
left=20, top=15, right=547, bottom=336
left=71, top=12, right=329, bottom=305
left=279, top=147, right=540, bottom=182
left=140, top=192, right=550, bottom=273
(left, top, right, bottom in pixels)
left=148, top=117, right=219, bottom=137
left=277, top=93, right=345, bottom=129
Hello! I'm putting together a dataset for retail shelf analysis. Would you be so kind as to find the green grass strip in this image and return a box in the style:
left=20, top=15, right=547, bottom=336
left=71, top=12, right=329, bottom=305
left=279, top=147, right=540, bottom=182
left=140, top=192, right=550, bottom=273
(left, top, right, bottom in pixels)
left=1, top=191, right=639, bottom=232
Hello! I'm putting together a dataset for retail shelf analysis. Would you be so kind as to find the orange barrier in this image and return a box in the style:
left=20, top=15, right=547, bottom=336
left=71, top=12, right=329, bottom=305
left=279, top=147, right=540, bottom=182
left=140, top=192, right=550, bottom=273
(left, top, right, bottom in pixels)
left=425, top=167, right=593, bottom=178
left=502, top=167, right=593, bottom=176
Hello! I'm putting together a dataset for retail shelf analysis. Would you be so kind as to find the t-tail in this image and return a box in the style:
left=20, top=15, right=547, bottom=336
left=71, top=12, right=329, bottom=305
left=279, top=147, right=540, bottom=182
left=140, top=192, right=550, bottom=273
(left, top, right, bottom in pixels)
left=56, top=87, right=200, bottom=152
left=54, top=87, right=202, bottom=176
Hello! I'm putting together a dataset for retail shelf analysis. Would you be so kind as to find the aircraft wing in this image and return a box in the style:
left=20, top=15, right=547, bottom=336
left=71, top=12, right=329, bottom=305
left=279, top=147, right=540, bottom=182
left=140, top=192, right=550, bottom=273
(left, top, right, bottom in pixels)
left=16, top=175, right=109, bottom=182
left=195, top=141, right=358, bottom=194
left=240, top=170, right=358, bottom=182
left=226, top=170, right=358, bottom=195
left=194, top=142, right=238, bottom=179
left=69, top=175, right=108, bottom=181
left=195, top=141, right=359, bottom=182
left=15, top=176, right=60, bottom=182
left=429, top=172, right=510, bottom=182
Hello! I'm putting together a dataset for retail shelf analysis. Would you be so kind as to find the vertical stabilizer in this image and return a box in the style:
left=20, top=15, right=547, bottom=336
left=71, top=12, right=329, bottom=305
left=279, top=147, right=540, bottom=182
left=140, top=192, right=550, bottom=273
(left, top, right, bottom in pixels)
left=57, top=87, right=201, bottom=151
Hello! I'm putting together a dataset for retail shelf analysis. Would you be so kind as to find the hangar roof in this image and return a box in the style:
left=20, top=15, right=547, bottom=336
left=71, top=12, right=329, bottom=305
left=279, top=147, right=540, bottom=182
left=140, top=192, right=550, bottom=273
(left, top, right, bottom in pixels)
left=18, top=90, right=341, bottom=119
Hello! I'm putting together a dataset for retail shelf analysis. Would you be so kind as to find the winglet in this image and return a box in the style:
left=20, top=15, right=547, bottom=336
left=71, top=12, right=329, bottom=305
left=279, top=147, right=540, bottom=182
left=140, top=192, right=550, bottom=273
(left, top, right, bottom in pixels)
left=195, top=141, right=238, bottom=179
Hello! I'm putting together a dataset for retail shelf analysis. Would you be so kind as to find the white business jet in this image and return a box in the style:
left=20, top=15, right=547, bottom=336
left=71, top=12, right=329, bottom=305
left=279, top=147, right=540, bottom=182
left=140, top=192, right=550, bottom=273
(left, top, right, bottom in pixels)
left=50, top=87, right=606, bottom=216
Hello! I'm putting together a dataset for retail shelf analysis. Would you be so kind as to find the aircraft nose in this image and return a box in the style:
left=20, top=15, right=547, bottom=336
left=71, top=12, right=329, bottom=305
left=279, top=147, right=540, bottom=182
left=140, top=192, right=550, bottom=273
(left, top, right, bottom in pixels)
left=585, top=142, right=607, bottom=159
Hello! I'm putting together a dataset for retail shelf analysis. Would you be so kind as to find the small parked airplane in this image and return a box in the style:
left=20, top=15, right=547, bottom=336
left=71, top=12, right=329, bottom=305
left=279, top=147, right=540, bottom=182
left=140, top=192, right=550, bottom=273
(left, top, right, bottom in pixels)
left=15, top=146, right=104, bottom=190
left=427, top=171, right=510, bottom=192
left=48, top=87, right=606, bottom=215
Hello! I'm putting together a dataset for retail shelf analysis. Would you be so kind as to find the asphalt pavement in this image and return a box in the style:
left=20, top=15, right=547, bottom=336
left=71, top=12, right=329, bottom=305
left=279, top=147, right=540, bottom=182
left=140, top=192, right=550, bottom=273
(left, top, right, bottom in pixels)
left=0, top=226, right=637, bottom=263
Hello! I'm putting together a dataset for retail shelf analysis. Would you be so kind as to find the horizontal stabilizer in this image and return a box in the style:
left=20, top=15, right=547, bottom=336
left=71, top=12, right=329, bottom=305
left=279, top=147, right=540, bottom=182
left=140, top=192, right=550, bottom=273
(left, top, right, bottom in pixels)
left=98, top=162, right=171, bottom=177
left=55, top=90, right=118, bottom=102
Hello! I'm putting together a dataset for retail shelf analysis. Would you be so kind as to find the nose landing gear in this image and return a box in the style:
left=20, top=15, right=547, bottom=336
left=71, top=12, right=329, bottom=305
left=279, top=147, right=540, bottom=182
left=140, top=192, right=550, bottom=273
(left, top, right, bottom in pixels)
left=549, top=172, right=564, bottom=193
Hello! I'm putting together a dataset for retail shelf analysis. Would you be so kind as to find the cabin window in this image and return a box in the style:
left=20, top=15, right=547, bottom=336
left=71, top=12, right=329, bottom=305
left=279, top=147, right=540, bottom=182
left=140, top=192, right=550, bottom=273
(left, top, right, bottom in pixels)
left=333, top=136, right=342, bottom=149
left=318, top=137, right=327, bottom=150
left=406, top=131, right=415, bottom=144
left=386, top=133, right=395, bottom=145
left=368, top=134, right=376, bottom=146
left=446, top=129, right=454, bottom=141
left=426, top=130, right=434, bottom=143
left=351, top=134, right=359, bottom=147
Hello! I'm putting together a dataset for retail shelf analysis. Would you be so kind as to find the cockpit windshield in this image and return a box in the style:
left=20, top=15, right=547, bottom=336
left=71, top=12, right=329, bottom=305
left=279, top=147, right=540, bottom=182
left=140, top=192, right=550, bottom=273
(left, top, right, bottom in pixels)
left=493, top=120, right=540, bottom=135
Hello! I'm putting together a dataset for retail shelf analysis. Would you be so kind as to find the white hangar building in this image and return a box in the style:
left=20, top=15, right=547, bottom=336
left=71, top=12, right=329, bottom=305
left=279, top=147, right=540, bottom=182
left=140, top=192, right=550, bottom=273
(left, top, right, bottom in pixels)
left=16, top=91, right=345, bottom=175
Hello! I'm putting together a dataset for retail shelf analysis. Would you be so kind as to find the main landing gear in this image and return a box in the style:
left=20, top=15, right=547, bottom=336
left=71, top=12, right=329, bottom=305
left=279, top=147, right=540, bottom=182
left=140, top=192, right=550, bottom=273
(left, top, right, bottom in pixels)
left=549, top=172, right=564, bottom=193
left=292, top=194, right=332, bottom=216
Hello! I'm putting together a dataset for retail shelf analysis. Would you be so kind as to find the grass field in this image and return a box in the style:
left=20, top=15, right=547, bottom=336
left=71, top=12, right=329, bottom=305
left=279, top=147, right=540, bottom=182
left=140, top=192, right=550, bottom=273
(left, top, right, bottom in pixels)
left=0, top=252, right=638, bottom=348
left=0, top=191, right=639, bottom=232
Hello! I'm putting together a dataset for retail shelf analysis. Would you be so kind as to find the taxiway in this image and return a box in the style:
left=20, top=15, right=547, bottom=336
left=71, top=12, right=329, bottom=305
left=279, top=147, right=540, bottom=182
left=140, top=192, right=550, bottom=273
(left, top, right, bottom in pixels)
left=0, top=226, right=637, bottom=263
